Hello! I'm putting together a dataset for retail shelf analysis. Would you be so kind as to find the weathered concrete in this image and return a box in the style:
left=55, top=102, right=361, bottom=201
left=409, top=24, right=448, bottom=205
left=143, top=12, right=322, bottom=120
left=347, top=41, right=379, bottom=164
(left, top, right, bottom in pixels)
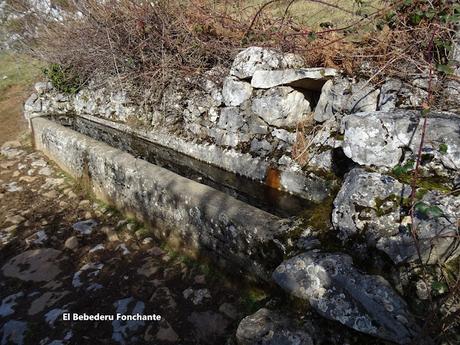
left=31, top=117, right=293, bottom=280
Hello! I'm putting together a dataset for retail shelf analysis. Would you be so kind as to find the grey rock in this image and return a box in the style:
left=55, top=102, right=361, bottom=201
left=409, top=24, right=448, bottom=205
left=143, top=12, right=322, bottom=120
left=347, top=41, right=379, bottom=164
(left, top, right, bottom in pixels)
left=1, top=248, right=63, bottom=282
left=379, top=77, right=433, bottom=111
left=72, top=219, right=98, bottom=235
left=342, top=110, right=460, bottom=170
left=28, top=291, right=69, bottom=316
left=218, top=107, right=245, bottom=132
left=0, top=292, right=24, bottom=317
left=34, top=82, right=53, bottom=95
left=236, top=308, right=313, bottom=345
left=279, top=170, right=329, bottom=203
left=313, top=80, right=334, bottom=122
left=248, top=116, right=269, bottom=135
left=415, top=280, right=431, bottom=300
left=1, top=320, right=27, bottom=345
left=24, top=93, right=41, bottom=113
left=271, top=128, right=295, bottom=144
left=378, top=190, right=460, bottom=264
left=251, top=68, right=337, bottom=90
left=112, top=297, right=145, bottom=344
left=313, top=78, right=379, bottom=122
left=378, top=78, right=403, bottom=111
left=332, top=168, right=409, bottom=241
left=250, top=139, right=273, bottom=157
left=222, top=77, right=253, bottom=106
left=209, top=128, right=250, bottom=147
left=230, top=47, right=305, bottom=79
left=332, top=168, right=460, bottom=264
left=307, top=149, right=334, bottom=171
left=272, top=252, right=420, bottom=344
left=252, top=87, right=310, bottom=129
left=183, top=288, right=211, bottom=305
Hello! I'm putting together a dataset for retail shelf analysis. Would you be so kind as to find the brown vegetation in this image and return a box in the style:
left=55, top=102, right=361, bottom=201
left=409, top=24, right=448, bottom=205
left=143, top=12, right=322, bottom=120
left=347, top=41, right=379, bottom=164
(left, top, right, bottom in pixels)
left=3, top=0, right=458, bottom=103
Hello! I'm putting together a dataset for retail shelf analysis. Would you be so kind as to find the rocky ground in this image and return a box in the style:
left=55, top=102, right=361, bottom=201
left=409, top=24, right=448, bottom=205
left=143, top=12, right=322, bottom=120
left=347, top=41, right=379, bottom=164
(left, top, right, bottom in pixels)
left=0, top=140, right=252, bottom=345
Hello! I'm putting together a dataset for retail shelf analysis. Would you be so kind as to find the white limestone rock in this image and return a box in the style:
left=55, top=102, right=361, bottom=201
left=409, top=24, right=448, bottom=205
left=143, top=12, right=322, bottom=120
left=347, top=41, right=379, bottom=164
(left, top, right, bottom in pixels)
left=251, top=87, right=310, bottom=129
left=230, top=47, right=305, bottom=80
left=222, top=76, right=253, bottom=106
left=251, top=68, right=337, bottom=90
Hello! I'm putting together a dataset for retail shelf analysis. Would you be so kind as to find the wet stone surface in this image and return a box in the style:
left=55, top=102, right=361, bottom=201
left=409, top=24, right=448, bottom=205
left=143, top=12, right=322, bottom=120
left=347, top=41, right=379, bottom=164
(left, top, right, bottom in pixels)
left=0, top=141, right=248, bottom=345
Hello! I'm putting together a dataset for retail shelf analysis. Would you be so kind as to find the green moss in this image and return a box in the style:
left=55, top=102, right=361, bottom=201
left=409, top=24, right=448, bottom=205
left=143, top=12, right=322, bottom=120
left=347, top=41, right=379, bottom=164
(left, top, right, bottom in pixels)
left=390, top=171, right=451, bottom=194
left=240, top=287, right=269, bottom=314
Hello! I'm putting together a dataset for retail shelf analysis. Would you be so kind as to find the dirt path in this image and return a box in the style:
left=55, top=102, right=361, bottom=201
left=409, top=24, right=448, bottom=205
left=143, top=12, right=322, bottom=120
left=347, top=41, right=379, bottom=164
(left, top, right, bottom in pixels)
left=0, top=85, right=28, bottom=145
left=0, top=141, right=249, bottom=344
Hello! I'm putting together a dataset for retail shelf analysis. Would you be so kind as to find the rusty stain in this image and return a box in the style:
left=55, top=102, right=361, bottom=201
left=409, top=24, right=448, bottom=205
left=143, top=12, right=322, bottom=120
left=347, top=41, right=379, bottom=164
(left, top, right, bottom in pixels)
left=265, top=166, right=281, bottom=190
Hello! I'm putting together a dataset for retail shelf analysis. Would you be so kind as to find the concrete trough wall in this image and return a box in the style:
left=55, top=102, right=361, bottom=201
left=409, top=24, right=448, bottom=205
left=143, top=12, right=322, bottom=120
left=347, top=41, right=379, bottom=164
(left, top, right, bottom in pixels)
left=32, top=117, right=291, bottom=281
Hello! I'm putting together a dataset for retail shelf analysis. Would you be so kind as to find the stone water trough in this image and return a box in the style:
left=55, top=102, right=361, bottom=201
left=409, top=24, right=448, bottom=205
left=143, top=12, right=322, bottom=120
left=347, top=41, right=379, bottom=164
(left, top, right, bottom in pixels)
left=31, top=116, right=293, bottom=281
left=26, top=46, right=460, bottom=344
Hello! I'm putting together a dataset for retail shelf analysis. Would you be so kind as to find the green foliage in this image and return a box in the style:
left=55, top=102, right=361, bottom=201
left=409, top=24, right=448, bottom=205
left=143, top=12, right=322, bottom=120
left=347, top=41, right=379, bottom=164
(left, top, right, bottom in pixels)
left=42, top=63, right=81, bottom=94
left=392, top=160, right=415, bottom=176
left=439, top=143, right=448, bottom=154
left=414, top=201, right=444, bottom=218
left=431, top=281, right=448, bottom=296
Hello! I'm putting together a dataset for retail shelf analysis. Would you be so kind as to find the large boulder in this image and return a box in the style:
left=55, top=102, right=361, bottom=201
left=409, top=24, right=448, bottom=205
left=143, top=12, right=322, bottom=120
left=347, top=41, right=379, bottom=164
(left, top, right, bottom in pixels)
left=236, top=308, right=313, bottom=345
left=332, top=168, right=460, bottom=264
left=251, top=87, right=310, bottom=129
left=342, top=110, right=460, bottom=171
left=272, top=251, right=420, bottom=344
left=230, top=47, right=305, bottom=80
left=251, top=68, right=337, bottom=90
left=313, top=78, right=379, bottom=122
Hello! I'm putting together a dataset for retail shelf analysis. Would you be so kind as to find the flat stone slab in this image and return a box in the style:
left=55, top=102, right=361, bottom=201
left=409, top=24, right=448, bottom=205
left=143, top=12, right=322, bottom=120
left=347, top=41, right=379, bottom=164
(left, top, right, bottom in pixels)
left=1, top=248, right=63, bottom=282
left=251, top=68, right=337, bottom=90
left=272, top=251, right=420, bottom=344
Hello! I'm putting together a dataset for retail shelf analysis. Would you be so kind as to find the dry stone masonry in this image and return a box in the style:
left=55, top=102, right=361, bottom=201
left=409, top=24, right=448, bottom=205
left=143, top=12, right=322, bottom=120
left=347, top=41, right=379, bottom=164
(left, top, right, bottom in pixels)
left=23, top=46, right=460, bottom=344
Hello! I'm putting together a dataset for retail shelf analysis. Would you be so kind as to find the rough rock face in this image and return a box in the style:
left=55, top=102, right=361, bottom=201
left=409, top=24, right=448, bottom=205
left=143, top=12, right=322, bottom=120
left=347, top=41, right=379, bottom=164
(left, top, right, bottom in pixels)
left=230, top=47, right=305, bottom=79
left=251, top=87, right=311, bottom=128
left=314, top=78, right=379, bottom=122
left=314, top=77, right=432, bottom=123
left=236, top=308, right=313, bottom=345
left=222, top=76, right=253, bottom=107
left=342, top=110, right=460, bottom=172
left=332, top=168, right=460, bottom=264
left=272, top=251, right=420, bottom=344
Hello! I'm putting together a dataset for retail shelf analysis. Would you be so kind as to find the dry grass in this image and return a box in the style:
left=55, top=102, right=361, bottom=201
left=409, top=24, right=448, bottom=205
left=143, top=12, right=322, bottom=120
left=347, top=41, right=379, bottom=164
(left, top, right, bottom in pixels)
left=4, top=0, right=457, bottom=104
left=0, top=52, right=42, bottom=144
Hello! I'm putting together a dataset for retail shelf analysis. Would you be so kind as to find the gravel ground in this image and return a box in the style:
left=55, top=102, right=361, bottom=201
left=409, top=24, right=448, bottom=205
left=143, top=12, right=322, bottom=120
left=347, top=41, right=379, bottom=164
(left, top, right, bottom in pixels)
left=0, top=140, right=249, bottom=345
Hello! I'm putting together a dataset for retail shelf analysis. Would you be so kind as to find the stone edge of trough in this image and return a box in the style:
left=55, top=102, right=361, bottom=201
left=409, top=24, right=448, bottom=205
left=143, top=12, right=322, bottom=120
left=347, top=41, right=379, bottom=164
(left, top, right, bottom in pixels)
left=31, top=116, right=295, bottom=282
